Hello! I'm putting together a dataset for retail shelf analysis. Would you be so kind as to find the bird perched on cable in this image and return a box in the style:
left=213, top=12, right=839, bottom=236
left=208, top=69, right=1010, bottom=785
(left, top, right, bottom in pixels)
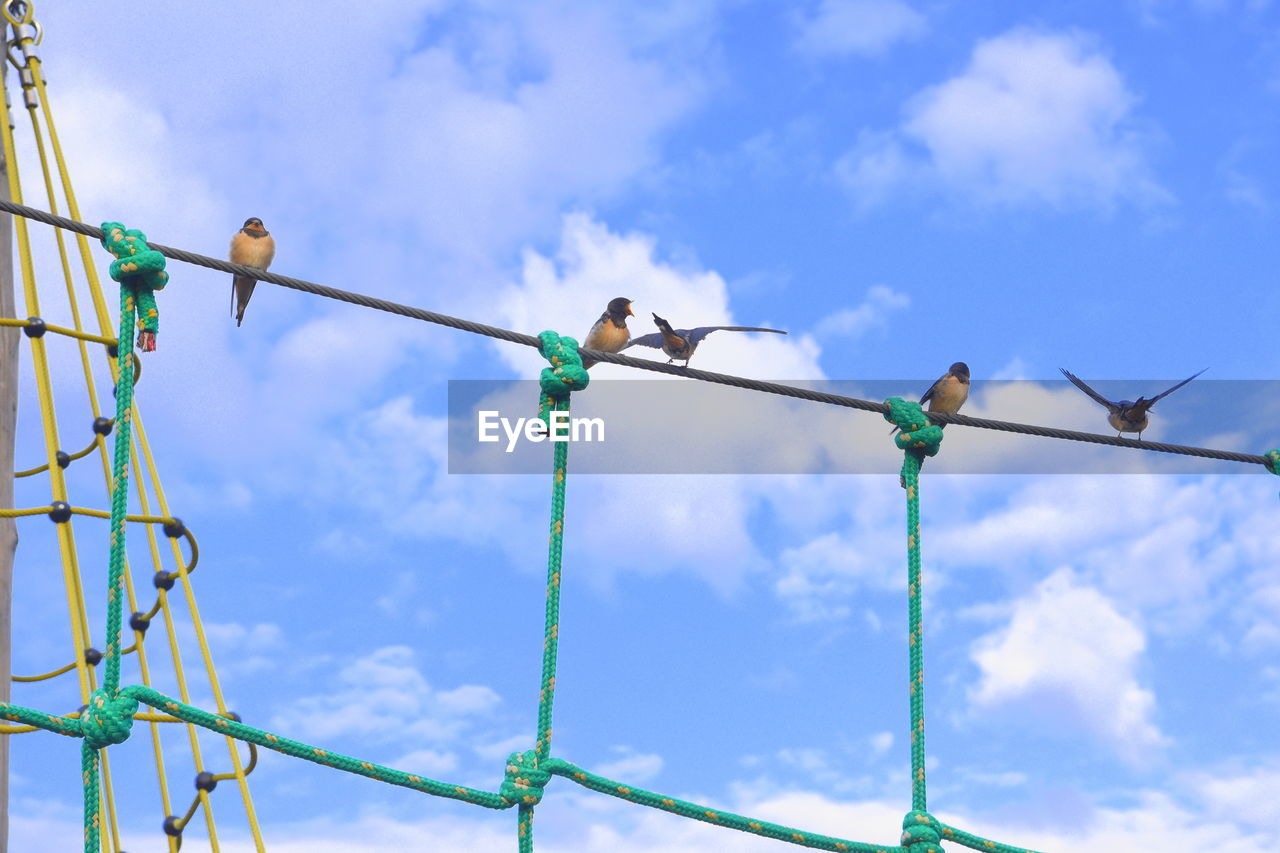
left=581, top=297, right=634, bottom=368
left=624, top=313, right=788, bottom=367
left=893, top=362, right=970, bottom=487
left=892, top=362, right=971, bottom=435
left=1059, top=367, right=1206, bottom=440
left=229, top=217, right=275, bottom=327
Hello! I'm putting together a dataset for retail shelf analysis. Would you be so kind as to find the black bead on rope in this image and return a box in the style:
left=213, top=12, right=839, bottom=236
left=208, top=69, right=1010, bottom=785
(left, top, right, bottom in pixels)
left=22, top=316, right=45, bottom=338
left=195, top=771, right=217, bottom=792
left=222, top=710, right=242, bottom=723
left=83, top=647, right=102, bottom=667
left=106, top=342, right=118, bottom=359
left=163, top=517, right=186, bottom=538
left=92, top=416, right=114, bottom=436
left=48, top=501, right=72, bottom=523
left=153, top=570, right=176, bottom=591
left=161, top=816, right=183, bottom=837
left=129, top=611, right=150, bottom=633
left=54, top=450, right=70, bottom=469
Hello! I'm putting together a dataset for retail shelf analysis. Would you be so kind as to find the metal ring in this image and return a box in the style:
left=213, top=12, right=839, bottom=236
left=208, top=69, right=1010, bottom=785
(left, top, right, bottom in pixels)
left=3, top=1, right=32, bottom=26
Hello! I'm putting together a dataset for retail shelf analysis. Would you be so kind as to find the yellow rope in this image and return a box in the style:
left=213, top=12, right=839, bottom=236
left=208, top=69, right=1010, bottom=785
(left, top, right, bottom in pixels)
left=14, top=433, right=99, bottom=478
left=0, top=29, right=262, bottom=851
left=0, top=315, right=115, bottom=345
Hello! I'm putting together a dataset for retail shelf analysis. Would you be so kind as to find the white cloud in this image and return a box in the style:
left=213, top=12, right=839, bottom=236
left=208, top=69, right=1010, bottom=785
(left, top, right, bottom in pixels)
left=968, top=568, right=1166, bottom=757
left=794, top=0, right=927, bottom=59
left=497, top=214, right=823, bottom=380
left=812, top=284, right=910, bottom=340
left=837, top=29, right=1168, bottom=210
left=595, top=747, right=665, bottom=784
left=393, top=748, right=460, bottom=776
left=1185, top=762, right=1280, bottom=830
left=270, top=645, right=501, bottom=743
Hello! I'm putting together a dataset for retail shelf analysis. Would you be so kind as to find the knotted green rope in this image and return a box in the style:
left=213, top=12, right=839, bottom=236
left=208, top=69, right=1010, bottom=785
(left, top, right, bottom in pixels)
left=78, top=228, right=166, bottom=852
left=536, top=330, right=589, bottom=428
left=100, top=222, right=168, bottom=352
left=883, top=398, right=943, bottom=819
left=518, top=331, right=589, bottom=851
left=1266, top=450, right=1280, bottom=497
left=900, top=810, right=943, bottom=853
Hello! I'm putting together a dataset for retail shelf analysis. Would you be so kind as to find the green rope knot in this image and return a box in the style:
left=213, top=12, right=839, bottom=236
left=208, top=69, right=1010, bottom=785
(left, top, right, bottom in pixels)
left=1266, top=450, right=1280, bottom=498
left=500, top=750, right=551, bottom=806
left=900, top=810, right=943, bottom=853
left=100, top=221, right=169, bottom=352
left=885, top=397, right=944, bottom=487
left=884, top=397, right=944, bottom=455
left=536, top=330, right=589, bottom=428
left=79, top=688, right=137, bottom=749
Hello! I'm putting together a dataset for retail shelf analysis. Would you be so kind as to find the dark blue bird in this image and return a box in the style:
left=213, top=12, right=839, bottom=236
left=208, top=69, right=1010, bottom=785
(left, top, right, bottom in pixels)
left=1060, top=367, right=1206, bottom=440
left=624, top=313, right=787, bottom=367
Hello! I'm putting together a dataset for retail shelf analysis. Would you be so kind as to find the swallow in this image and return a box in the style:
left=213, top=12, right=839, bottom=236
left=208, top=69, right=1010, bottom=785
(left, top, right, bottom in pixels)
left=891, top=362, right=971, bottom=435
left=229, top=217, right=276, bottom=327
left=1059, top=367, right=1206, bottom=440
left=581, top=297, right=634, bottom=368
left=894, top=362, right=970, bottom=487
left=624, top=313, right=788, bottom=367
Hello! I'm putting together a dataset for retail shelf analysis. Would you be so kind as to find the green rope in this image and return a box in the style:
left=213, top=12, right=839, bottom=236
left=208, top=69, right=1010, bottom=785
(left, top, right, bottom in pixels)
left=547, top=758, right=903, bottom=852
left=73, top=224, right=170, bottom=852
left=516, top=331, right=589, bottom=852
left=0, top=688, right=508, bottom=805
left=884, top=398, right=943, bottom=851
left=1266, top=449, right=1280, bottom=497
left=938, top=821, right=1047, bottom=853
left=100, top=222, right=168, bottom=351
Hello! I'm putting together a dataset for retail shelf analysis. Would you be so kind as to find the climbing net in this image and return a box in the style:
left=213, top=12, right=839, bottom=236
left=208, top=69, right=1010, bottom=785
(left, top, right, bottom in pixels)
left=2, top=5, right=1278, bottom=853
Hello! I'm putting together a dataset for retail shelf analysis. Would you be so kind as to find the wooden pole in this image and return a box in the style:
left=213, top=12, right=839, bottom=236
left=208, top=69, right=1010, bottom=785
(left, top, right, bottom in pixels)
left=0, top=32, right=17, bottom=853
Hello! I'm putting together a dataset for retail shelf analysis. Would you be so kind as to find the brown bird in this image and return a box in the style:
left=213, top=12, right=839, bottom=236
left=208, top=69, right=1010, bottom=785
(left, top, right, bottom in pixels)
left=581, top=297, right=634, bottom=368
left=894, top=362, right=971, bottom=487
left=229, top=217, right=275, bottom=327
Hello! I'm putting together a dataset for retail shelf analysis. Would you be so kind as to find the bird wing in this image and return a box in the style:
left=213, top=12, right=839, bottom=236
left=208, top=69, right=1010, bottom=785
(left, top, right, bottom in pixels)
left=682, top=326, right=788, bottom=346
left=919, top=374, right=945, bottom=406
left=624, top=332, right=664, bottom=350
left=1142, top=369, right=1207, bottom=406
left=1060, top=368, right=1118, bottom=411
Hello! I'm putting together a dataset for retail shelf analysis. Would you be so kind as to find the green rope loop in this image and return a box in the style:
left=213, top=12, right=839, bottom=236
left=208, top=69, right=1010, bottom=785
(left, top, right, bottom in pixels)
left=79, top=688, right=138, bottom=749
left=900, top=811, right=942, bottom=853
left=100, top=221, right=168, bottom=350
left=886, top=397, right=935, bottom=813
left=500, top=750, right=552, bottom=806
left=536, top=330, right=589, bottom=426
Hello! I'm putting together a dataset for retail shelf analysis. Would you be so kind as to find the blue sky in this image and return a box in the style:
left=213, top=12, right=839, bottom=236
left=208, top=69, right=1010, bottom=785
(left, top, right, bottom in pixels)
left=6, top=1, right=1280, bottom=851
